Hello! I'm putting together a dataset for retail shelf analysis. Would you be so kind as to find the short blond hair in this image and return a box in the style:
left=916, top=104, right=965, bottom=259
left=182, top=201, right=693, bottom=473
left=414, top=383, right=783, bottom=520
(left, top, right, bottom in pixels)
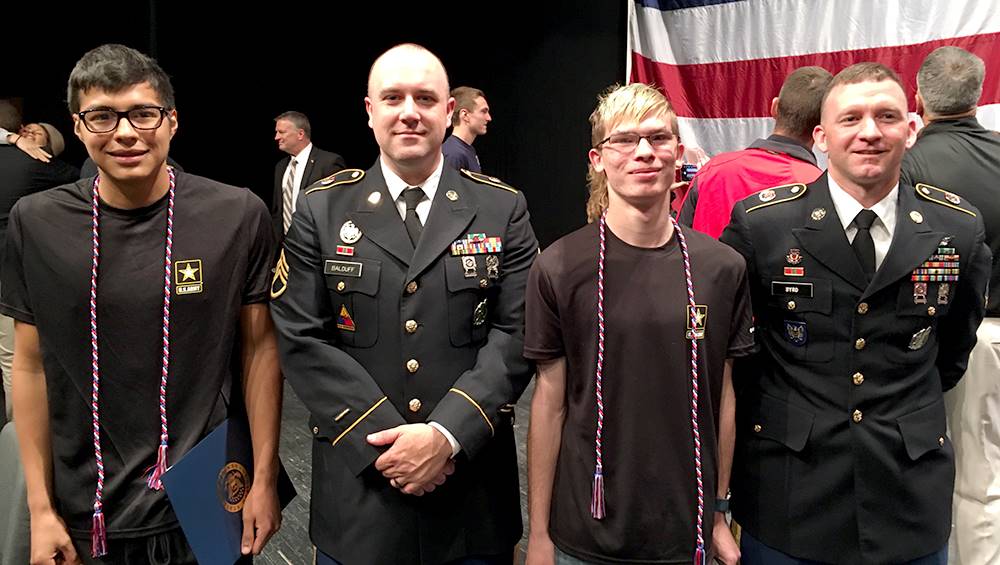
left=585, top=83, right=679, bottom=222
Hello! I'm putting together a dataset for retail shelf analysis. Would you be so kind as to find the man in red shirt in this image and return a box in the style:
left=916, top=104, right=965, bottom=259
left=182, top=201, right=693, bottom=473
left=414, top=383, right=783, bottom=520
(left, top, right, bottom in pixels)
left=678, top=66, right=832, bottom=239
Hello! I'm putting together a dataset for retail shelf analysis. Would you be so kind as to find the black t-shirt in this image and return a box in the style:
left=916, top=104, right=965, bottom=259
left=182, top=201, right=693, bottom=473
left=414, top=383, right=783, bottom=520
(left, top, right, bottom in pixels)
left=0, top=171, right=274, bottom=539
left=524, top=222, right=753, bottom=564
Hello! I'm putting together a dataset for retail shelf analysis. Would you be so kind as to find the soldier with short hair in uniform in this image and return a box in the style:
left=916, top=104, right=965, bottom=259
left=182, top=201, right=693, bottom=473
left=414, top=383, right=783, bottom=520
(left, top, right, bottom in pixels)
left=720, top=63, right=991, bottom=564
left=269, top=43, right=538, bottom=565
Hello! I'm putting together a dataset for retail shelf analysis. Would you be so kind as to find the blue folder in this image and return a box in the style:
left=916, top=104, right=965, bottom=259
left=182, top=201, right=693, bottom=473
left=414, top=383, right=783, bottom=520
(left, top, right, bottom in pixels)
left=161, top=417, right=296, bottom=564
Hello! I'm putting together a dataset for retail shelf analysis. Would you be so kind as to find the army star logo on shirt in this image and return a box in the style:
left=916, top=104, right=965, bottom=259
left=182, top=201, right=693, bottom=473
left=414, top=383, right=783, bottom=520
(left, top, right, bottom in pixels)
left=174, top=259, right=203, bottom=295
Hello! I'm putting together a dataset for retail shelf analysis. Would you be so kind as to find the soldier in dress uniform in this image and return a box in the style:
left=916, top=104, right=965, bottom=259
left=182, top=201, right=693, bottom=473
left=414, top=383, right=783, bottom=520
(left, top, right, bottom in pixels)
left=720, top=63, right=991, bottom=564
left=269, top=43, right=538, bottom=565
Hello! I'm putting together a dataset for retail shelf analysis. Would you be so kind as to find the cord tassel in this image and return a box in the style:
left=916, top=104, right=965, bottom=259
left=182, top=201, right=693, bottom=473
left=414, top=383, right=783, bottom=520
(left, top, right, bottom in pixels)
left=145, top=443, right=168, bottom=490
left=91, top=509, right=108, bottom=558
left=693, top=544, right=706, bottom=565
left=590, top=465, right=606, bottom=519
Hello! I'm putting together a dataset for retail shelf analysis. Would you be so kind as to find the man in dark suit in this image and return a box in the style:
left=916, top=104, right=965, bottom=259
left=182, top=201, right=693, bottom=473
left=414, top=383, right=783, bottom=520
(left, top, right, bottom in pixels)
left=269, top=44, right=538, bottom=565
left=901, top=46, right=1000, bottom=564
left=272, top=111, right=345, bottom=241
left=721, top=63, right=990, bottom=564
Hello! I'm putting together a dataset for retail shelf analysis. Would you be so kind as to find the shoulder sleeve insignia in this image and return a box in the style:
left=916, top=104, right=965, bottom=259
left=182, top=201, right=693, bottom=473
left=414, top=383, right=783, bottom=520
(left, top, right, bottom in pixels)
left=914, top=183, right=976, bottom=217
left=460, top=169, right=518, bottom=193
left=745, top=183, right=807, bottom=213
left=305, top=169, right=365, bottom=195
left=270, top=249, right=289, bottom=299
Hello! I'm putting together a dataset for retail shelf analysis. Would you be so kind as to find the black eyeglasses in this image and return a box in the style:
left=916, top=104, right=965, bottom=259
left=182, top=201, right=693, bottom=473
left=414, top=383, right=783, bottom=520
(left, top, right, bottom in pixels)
left=596, top=131, right=675, bottom=152
left=77, top=106, right=169, bottom=133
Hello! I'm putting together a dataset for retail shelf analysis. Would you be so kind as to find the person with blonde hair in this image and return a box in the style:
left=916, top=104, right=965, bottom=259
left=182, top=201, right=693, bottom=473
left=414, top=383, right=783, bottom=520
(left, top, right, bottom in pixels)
left=524, top=82, right=751, bottom=565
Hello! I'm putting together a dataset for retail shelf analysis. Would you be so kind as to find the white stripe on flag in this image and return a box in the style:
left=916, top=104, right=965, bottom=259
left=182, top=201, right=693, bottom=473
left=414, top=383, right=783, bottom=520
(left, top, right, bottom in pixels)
left=633, top=0, right=1000, bottom=66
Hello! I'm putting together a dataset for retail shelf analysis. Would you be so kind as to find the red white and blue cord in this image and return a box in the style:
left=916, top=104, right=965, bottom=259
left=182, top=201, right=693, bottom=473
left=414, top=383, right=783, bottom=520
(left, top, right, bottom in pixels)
left=88, top=168, right=176, bottom=557
left=591, top=212, right=706, bottom=565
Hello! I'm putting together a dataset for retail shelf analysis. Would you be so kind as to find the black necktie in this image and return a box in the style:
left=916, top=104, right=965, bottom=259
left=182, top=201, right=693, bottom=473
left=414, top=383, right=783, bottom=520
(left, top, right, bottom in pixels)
left=403, top=187, right=425, bottom=248
left=852, top=209, right=878, bottom=279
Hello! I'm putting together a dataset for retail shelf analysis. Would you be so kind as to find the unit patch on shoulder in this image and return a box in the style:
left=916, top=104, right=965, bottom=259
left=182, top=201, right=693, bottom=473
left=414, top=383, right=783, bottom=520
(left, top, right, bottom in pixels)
left=460, top=169, right=518, bottom=193
left=271, top=249, right=289, bottom=299
left=914, top=183, right=976, bottom=217
left=745, top=183, right=807, bottom=213
left=305, top=169, right=366, bottom=195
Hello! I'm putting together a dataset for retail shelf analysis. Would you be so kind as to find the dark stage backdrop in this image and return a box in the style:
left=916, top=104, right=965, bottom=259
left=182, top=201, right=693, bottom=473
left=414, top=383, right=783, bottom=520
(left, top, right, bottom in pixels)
left=7, top=3, right=625, bottom=247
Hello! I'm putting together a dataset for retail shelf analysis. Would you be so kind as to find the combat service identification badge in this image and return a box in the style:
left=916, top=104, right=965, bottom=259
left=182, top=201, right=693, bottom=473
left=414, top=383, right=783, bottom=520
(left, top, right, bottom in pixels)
left=784, top=320, right=807, bottom=346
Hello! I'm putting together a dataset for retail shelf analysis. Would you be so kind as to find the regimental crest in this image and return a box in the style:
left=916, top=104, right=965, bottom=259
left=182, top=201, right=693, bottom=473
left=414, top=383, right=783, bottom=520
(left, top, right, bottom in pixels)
left=784, top=320, right=807, bottom=346
left=785, top=248, right=802, bottom=265
left=339, top=221, right=362, bottom=244
left=685, top=304, right=708, bottom=340
left=174, top=259, right=203, bottom=295
left=270, top=249, right=289, bottom=299
left=217, top=462, right=249, bottom=513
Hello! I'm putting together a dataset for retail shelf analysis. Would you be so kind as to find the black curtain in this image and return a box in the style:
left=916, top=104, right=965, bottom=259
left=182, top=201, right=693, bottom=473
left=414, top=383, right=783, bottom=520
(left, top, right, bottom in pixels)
left=8, top=2, right=625, bottom=247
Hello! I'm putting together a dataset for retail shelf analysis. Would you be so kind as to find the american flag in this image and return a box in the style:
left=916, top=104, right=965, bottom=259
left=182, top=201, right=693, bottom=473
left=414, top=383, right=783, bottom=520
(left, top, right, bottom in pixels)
left=628, top=0, right=1000, bottom=158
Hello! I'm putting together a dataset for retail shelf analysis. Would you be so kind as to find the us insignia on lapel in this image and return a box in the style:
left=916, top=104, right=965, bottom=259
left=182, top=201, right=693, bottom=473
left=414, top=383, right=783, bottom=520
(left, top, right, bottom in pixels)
left=784, top=320, right=807, bottom=346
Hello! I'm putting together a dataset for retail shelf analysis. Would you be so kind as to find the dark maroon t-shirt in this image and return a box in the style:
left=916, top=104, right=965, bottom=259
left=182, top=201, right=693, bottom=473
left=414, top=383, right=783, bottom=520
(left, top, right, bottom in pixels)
left=525, top=221, right=753, bottom=564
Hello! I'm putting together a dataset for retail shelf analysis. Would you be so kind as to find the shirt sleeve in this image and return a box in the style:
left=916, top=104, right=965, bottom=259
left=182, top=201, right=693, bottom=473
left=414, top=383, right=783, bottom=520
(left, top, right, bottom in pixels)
left=727, top=259, right=755, bottom=358
left=0, top=201, right=35, bottom=323
left=241, top=193, right=277, bottom=304
left=523, top=253, right=565, bottom=360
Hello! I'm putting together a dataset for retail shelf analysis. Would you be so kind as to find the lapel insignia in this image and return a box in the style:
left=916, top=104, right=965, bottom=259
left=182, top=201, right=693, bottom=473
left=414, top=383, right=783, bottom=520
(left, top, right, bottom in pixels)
left=785, top=248, right=802, bottom=265
left=336, top=304, right=356, bottom=332
left=473, top=298, right=489, bottom=326
left=175, top=259, right=204, bottom=295
left=485, top=255, right=500, bottom=279
left=913, top=282, right=927, bottom=304
left=339, top=220, right=362, bottom=244
left=810, top=208, right=826, bottom=221
left=270, top=250, right=289, bottom=299
left=685, top=305, right=708, bottom=340
left=446, top=190, right=459, bottom=201
left=908, top=326, right=932, bottom=350
left=937, top=283, right=951, bottom=305
left=451, top=233, right=504, bottom=255
left=784, top=320, right=807, bottom=346
left=462, top=256, right=478, bottom=278
left=367, top=192, right=382, bottom=205
left=909, top=211, right=924, bottom=224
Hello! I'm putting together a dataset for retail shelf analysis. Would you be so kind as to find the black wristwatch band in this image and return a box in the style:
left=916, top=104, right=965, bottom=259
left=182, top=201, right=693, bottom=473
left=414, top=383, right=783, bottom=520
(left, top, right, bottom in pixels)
left=715, top=498, right=730, bottom=513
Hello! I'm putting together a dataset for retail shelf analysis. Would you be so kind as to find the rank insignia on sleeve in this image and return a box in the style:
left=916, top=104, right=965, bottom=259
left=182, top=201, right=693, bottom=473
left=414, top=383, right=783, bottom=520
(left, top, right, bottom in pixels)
left=337, top=304, right=356, bottom=332
left=784, top=320, right=807, bottom=346
left=685, top=305, right=708, bottom=340
left=270, top=250, right=289, bottom=299
left=174, top=259, right=203, bottom=295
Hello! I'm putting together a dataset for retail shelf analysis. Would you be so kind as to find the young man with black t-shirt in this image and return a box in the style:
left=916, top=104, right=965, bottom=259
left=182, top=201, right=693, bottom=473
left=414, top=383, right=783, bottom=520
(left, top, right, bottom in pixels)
left=524, top=83, right=752, bottom=565
left=1, top=44, right=282, bottom=564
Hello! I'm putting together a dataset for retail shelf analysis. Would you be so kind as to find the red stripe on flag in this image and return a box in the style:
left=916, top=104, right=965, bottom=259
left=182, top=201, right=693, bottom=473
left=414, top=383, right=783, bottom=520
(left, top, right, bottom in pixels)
left=631, top=33, right=1000, bottom=119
